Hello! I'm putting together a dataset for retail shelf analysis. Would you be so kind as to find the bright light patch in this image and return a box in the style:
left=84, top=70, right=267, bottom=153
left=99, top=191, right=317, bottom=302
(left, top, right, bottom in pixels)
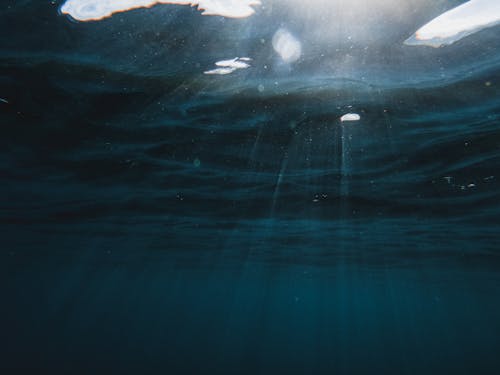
left=340, top=113, right=361, bottom=122
left=204, top=57, right=252, bottom=75
left=405, top=0, right=500, bottom=47
left=60, top=0, right=261, bottom=21
left=272, top=28, right=302, bottom=64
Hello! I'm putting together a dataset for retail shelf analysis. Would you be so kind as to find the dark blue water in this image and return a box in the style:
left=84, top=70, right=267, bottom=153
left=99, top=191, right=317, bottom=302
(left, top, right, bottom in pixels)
left=1, top=1, right=500, bottom=373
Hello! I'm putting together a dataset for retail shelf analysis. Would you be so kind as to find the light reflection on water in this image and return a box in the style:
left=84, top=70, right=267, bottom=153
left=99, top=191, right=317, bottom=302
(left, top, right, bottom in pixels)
left=60, top=0, right=500, bottom=48
left=60, top=0, right=262, bottom=20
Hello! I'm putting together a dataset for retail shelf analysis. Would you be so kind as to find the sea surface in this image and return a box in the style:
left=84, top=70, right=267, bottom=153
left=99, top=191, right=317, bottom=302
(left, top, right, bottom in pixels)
left=1, top=1, right=500, bottom=373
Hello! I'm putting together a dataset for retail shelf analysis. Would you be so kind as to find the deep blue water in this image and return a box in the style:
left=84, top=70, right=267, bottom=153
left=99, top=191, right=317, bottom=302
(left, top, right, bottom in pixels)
left=1, top=1, right=500, bottom=373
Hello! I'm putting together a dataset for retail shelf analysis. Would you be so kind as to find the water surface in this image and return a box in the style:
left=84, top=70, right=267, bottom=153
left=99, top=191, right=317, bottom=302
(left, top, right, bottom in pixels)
left=1, top=1, right=500, bottom=373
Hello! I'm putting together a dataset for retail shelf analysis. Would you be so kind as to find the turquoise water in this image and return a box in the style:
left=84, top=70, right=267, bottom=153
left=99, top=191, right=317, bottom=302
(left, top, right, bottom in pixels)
left=1, top=1, right=500, bottom=373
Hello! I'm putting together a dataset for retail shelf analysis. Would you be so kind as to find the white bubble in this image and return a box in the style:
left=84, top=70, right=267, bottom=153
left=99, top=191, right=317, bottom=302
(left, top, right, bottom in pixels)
left=272, top=28, right=302, bottom=63
left=340, top=113, right=361, bottom=122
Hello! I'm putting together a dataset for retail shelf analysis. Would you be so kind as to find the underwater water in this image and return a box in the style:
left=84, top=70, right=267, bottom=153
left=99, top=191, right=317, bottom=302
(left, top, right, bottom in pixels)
left=1, top=0, right=500, bottom=373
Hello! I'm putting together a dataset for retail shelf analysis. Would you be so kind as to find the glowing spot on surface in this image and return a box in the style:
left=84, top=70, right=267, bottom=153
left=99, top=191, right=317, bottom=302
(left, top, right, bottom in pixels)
left=60, top=0, right=261, bottom=21
left=0, top=98, right=8, bottom=104
left=204, top=57, right=251, bottom=75
left=340, top=113, right=361, bottom=122
left=272, top=28, right=302, bottom=63
left=405, top=0, right=500, bottom=47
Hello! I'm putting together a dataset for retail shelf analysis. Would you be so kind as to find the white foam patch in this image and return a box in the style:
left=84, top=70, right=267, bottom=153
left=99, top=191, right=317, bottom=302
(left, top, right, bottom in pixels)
left=204, top=57, right=251, bottom=75
left=405, top=0, right=500, bottom=47
left=340, top=113, right=361, bottom=122
left=60, top=0, right=261, bottom=21
left=272, top=28, right=302, bottom=63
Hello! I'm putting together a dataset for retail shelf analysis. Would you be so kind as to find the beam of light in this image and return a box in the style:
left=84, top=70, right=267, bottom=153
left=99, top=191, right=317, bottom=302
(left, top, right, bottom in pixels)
left=405, top=0, right=500, bottom=47
left=204, top=57, right=252, bottom=75
left=60, top=0, right=261, bottom=21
